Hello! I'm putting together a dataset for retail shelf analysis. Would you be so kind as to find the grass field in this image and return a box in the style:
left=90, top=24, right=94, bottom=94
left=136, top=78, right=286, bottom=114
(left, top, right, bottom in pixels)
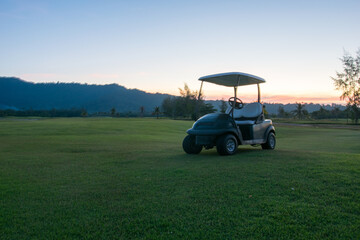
left=1, top=118, right=360, bottom=239
left=273, top=118, right=360, bottom=126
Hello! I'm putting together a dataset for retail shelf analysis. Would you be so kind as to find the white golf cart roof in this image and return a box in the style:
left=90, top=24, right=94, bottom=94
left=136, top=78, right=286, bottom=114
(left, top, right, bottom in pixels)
left=199, top=72, right=265, bottom=87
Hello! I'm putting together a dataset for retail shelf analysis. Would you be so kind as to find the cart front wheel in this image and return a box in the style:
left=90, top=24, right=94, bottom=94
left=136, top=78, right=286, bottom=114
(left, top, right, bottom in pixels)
left=183, top=135, right=202, bottom=154
left=216, top=134, right=238, bottom=155
left=261, top=132, right=276, bottom=150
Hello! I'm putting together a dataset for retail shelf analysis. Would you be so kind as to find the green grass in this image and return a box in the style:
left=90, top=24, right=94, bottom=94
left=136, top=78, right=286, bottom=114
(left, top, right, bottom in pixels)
left=1, top=118, right=360, bottom=239
left=273, top=118, right=358, bottom=126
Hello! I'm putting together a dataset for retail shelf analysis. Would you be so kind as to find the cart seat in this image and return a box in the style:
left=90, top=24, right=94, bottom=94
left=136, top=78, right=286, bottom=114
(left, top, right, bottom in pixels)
left=226, top=102, right=263, bottom=125
left=235, top=120, right=256, bottom=125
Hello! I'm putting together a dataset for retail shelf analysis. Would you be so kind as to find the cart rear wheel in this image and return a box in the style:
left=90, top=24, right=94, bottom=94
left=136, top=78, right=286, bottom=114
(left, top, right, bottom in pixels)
left=216, top=134, right=238, bottom=155
left=261, top=132, right=276, bottom=150
left=183, top=135, right=202, bottom=154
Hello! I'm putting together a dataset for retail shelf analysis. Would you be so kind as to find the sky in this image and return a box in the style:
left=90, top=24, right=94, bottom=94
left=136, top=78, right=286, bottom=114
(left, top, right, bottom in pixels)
left=1, top=0, right=360, bottom=104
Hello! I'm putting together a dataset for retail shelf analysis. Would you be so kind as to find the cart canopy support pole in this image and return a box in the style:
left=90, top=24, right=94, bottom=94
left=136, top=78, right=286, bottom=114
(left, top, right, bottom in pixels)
left=257, top=84, right=260, bottom=103
left=198, top=81, right=204, bottom=100
left=232, top=86, right=237, bottom=118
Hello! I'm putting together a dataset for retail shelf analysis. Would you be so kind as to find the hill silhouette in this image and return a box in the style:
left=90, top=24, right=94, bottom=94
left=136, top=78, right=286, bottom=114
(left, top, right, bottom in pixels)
left=1, top=77, right=345, bottom=115
left=0, top=77, right=171, bottom=113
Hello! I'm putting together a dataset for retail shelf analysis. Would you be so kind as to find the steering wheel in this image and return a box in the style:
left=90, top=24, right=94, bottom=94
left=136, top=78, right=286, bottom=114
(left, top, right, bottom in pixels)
left=228, top=97, right=244, bottom=109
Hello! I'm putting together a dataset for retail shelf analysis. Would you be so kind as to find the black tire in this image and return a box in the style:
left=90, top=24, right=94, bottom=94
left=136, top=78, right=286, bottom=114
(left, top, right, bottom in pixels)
left=216, top=134, right=238, bottom=155
left=261, top=132, right=276, bottom=150
left=183, top=135, right=202, bottom=154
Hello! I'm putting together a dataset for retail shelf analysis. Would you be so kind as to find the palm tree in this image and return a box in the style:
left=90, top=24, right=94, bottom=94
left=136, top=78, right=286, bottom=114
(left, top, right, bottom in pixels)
left=331, top=107, right=340, bottom=120
left=110, top=107, right=116, bottom=117
left=140, top=106, right=145, bottom=117
left=153, top=106, right=161, bottom=119
left=292, top=102, right=307, bottom=119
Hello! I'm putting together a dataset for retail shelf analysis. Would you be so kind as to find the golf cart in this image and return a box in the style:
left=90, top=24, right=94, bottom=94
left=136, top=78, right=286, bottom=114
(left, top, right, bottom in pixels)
left=183, top=72, right=276, bottom=155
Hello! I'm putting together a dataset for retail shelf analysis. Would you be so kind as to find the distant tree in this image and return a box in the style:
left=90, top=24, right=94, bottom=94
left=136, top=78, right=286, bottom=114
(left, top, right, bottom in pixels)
left=348, top=104, right=360, bottom=124
left=276, top=106, right=293, bottom=118
left=311, top=106, right=328, bottom=119
left=81, top=109, right=88, bottom=117
left=277, top=106, right=286, bottom=118
left=161, top=83, right=215, bottom=119
left=303, top=109, right=309, bottom=119
left=125, top=111, right=134, bottom=117
left=153, top=106, right=161, bottom=119
left=292, top=102, right=307, bottom=119
left=219, top=99, right=228, bottom=113
left=179, top=83, right=198, bottom=119
left=111, top=107, right=116, bottom=117
left=198, top=102, right=216, bottom=118
left=140, top=106, right=145, bottom=117
left=0, top=108, right=84, bottom=117
left=332, top=49, right=360, bottom=124
left=331, top=106, right=341, bottom=120
left=311, top=105, right=348, bottom=119
left=161, top=96, right=176, bottom=118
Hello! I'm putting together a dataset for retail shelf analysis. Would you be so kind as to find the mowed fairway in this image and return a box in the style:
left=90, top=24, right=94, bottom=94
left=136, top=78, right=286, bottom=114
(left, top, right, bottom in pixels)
left=1, top=118, right=360, bottom=239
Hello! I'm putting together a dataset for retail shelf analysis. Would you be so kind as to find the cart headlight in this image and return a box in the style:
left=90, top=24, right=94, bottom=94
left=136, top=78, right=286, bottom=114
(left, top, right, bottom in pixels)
left=216, top=121, right=234, bottom=128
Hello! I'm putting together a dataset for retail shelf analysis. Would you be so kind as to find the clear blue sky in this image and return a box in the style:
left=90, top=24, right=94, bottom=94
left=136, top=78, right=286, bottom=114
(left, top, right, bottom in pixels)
left=1, top=0, right=359, bottom=103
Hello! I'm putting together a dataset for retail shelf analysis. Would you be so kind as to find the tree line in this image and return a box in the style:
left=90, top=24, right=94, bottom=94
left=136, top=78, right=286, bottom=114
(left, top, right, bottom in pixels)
left=0, top=100, right=354, bottom=122
left=273, top=103, right=351, bottom=120
left=0, top=107, right=159, bottom=118
left=0, top=109, right=86, bottom=117
left=0, top=103, right=351, bottom=121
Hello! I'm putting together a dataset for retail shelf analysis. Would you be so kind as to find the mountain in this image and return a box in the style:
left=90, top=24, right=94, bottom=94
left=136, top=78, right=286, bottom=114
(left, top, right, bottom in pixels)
left=0, top=77, right=171, bottom=113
